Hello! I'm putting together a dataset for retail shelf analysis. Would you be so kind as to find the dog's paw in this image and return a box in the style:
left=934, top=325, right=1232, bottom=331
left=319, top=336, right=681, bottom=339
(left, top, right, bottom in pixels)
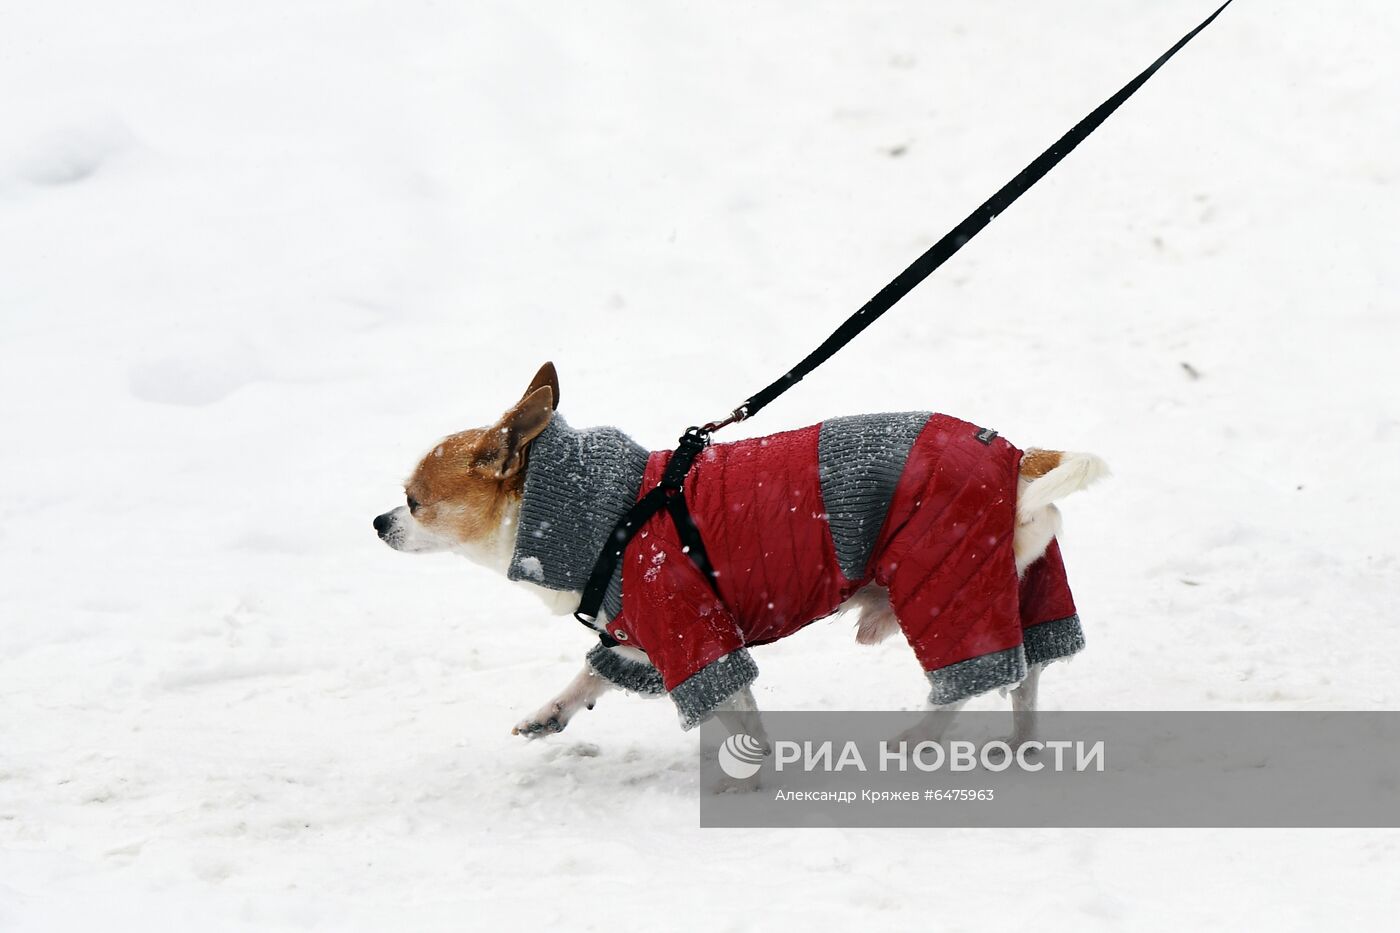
left=512, top=702, right=569, bottom=739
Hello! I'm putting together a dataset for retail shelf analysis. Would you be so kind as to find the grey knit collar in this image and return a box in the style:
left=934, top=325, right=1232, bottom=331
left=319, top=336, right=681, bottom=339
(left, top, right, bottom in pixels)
left=507, top=414, right=650, bottom=619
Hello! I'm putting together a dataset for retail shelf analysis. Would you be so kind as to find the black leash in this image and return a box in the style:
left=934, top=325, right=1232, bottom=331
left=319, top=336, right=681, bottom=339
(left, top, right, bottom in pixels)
left=575, top=0, right=1234, bottom=634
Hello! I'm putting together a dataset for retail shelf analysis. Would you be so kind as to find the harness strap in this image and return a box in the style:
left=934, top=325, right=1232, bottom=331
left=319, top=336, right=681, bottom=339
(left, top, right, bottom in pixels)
left=574, top=428, right=714, bottom=634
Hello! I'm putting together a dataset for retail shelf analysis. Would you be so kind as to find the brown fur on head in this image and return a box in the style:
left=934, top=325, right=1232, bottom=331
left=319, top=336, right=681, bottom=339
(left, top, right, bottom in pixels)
left=373, top=362, right=558, bottom=557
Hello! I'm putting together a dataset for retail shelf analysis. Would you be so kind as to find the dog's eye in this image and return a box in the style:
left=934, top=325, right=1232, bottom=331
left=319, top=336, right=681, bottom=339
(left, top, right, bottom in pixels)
left=406, top=495, right=420, bottom=513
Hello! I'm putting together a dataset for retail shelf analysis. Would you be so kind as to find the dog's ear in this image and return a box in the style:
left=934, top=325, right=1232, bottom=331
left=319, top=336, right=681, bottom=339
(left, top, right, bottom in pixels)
left=523, top=361, right=560, bottom=410
left=494, top=386, right=554, bottom=478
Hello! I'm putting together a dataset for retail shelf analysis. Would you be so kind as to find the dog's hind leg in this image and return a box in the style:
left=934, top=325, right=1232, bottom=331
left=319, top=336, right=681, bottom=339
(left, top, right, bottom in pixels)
left=895, top=698, right=969, bottom=746
left=1010, top=663, right=1043, bottom=744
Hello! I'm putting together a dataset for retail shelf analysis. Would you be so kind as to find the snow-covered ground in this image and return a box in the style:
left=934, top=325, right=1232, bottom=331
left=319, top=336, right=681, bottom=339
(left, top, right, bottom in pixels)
left=3, top=1, right=1398, bottom=929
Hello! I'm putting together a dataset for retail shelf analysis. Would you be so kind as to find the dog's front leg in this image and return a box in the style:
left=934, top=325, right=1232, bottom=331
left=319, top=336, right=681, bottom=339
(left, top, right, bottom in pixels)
left=703, top=686, right=770, bottom=793
left=711, top=685, right=770, bottom=752
left=512, top=663, right=614, bottom=739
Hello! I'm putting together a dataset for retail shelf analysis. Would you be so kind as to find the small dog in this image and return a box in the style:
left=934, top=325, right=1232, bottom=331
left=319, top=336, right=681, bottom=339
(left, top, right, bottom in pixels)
left=374, top=363, right=1106, bottom=747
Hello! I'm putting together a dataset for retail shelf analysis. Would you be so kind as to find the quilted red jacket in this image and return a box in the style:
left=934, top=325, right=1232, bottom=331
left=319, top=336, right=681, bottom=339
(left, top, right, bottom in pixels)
left=591, top=413, right=1080, bottom=726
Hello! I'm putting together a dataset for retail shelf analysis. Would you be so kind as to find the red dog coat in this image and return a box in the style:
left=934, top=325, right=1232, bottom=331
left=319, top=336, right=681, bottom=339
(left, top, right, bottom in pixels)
left=592, top=413, right=1081, bottom=726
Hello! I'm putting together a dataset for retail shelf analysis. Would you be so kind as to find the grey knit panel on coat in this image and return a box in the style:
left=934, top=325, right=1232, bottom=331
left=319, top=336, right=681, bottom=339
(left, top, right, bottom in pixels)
left=817, top=411, right=931, bottom=581
left=507, top=414, right=650, bottom=621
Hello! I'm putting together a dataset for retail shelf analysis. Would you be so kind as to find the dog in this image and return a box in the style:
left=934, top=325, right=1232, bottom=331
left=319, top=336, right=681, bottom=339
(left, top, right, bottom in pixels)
left=374, top=362, right=1107, bottom=748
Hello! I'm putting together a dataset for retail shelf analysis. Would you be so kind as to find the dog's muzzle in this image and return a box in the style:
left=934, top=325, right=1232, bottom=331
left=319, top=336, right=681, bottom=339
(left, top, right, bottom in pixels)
left=373, top=505, right=445, bottom=553
left=374, top=508, right=408, bottom=550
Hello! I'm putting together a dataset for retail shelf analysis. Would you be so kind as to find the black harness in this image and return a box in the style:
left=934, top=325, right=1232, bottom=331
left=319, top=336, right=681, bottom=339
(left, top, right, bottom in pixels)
left=574, top=427, right=719, bottom=646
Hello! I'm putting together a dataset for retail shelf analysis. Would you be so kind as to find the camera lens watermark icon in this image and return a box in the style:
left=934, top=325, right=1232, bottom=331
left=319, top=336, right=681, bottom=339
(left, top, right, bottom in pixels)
left=717, top=734, right=767, bottom=779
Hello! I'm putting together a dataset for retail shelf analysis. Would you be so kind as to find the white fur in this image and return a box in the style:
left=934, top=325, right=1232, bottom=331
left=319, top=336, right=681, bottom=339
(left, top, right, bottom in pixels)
left=513, top=662, right=614, bottom=738
left=377, top=505, right=457, bottom=553
left=1013, top=491, right=1063, bottom=576
left=1012, top=451, right=1109, bottom=575
left=1016, top=451, right=1110, bottom=523
left=446, top=498, right=584, bottom=615
left=449, top=498, right=520, bottom=573
left=848, top=584, right=901, bottom=645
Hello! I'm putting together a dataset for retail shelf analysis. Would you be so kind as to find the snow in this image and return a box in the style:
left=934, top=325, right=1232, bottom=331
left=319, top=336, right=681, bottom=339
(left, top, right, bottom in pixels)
left=2, top=1, right=1398, bottom=929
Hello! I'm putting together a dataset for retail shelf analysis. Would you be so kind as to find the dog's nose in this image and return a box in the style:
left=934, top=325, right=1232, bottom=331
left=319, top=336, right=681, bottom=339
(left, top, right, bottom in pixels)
left=373, top=512, right=393, bottom=536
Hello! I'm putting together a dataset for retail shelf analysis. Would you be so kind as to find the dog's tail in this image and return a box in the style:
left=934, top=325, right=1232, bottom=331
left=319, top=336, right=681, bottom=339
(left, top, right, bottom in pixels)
left=1016, top=449, right=1110, bottom=522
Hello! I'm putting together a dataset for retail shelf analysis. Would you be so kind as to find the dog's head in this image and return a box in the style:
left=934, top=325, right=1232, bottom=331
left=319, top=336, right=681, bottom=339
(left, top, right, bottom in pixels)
left=373, top=362, right=559, bottom=561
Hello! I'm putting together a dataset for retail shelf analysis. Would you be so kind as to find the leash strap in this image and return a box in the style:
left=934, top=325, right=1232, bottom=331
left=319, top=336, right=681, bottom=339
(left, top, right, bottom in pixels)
left=575, top=0, right=1233, bottom=637
left=722, top=0, right=1234, bottom=428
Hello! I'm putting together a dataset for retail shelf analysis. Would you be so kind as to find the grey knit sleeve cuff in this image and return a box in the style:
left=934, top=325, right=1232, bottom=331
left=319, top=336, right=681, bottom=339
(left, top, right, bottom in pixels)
left=671, top=650, right=760, bottom=731
left=586, top=643, right=666, bottom=696
left=926, top=645, right=1027, bottom=706
left=1022, top=614, right=1085, bottom=667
